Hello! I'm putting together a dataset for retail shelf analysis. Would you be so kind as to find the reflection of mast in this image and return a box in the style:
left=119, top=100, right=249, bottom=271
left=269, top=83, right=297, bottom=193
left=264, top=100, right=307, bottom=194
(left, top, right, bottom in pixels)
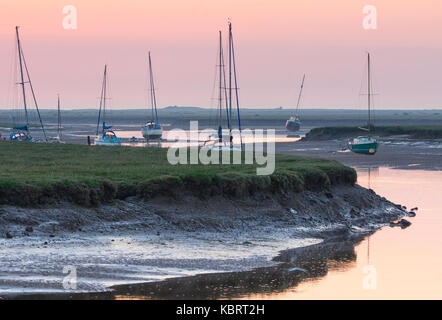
left=368, top=167, right=371, bottom=263
left=367, top=52, right=371, bottom=137
left=368, top=167, right=371, bottom=190
left=367, top=235, right=370, bottom=264
left=363, top=167, right=372, bottom=264
left=57, top=94, right=62, bottom=139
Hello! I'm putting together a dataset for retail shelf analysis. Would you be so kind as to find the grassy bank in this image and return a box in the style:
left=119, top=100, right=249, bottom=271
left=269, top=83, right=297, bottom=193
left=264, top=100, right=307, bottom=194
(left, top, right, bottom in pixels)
left=303, top=125, right=442, bottom=141
left=0, top=142, right=356, bottom=206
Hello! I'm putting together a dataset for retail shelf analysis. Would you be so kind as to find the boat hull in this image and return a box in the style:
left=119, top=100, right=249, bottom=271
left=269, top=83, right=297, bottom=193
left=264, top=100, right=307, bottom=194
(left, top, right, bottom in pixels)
left=201, top=142, right=241, bottom=151
left=9, top=131, right=34, bottom=142
left=142, top=127, right=163, bottom=140
left=49, top=136, right=65, bottom=144
left=348, top=141, right=378, bottom=155
left=94, top=137, right=121, bottom=146
left=286, top=119, right=301, bottom=132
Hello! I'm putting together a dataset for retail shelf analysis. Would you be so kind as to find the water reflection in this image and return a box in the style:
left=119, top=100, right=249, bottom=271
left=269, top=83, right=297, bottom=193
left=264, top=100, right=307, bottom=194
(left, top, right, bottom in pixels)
left=355, top=167, right=379, bottom=190
left=18, top=238, right=361, bottom=300
left=273, top=168, right=442, bottom=299
left=89, top=129, right=301, bottom=148
left=111, top=239, right=360, bottom=300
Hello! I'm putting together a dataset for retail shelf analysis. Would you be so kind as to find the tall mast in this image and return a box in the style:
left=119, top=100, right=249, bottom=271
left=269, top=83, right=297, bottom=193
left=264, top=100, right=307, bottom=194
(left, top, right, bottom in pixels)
left=57, top=94, right=61, bottom=138
left=148, top=52, right=160, bottom=124
left=228, top=22, right=233, bottom=139
left=103, top=65, right=107, bottom=127
left=218, top=31, right=223, bottom=129
left=230, top=26, right=243, bottom=151
left=15, top=26, right=29, bottom=130
left=16, top=26, right=47, bottom=141
left=367, top=53, right=371, bottom=136
left=295, top=74, right=306, bottom=116
left=221, top=36, right=230, bottom=132
left=96, top=65, right=107, bottom=135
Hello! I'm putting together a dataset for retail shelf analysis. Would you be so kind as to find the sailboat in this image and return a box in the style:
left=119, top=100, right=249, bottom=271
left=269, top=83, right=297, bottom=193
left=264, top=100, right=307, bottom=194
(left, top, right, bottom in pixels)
left=203, top=22, right=243, bottom=151
left=9, top=26, right=47, bottom=142
left=49, top=94, right=65, bottom=143
left=94, top=65, right=121, bottom=146
left=203, top=30, right=231, bottom=150
left=286, top=74, right=305, bottom=133
left=142, top=52, right=163, bottom=141
left=348, top=53, right=378, bottom=155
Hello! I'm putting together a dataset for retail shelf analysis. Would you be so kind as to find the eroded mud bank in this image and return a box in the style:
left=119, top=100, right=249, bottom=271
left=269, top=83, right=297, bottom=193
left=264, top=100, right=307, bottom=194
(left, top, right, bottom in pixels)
left=1, top=185, right=406, bottom=240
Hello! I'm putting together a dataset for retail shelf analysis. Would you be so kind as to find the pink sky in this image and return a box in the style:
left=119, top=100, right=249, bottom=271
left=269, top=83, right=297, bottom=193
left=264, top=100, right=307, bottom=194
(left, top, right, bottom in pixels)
left=1, top=0, right=442, bottom=109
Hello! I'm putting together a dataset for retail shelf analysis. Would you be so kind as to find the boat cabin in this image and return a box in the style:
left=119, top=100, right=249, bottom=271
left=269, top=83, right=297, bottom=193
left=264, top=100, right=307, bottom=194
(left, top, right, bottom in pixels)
left=144, top=121, right=161, bottom=130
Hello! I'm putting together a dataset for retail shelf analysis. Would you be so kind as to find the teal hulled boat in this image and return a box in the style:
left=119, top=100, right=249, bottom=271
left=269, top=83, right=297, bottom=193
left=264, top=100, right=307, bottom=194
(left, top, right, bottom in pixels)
left=94, top=65, right=121, bottom=146
left=9, top=125, right=34, bottom=142
left=348, top=136, right=378, bottom=155
left=95, top=122, right=121, bottom=146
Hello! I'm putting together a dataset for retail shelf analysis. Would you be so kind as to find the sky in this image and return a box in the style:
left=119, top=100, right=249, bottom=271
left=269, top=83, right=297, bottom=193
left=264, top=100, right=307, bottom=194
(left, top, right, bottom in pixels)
left=0, top=0, right=442, bottom=110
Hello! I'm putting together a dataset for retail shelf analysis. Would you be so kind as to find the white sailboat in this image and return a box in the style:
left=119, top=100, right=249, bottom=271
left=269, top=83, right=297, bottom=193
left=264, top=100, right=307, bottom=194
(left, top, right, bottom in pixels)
left=49, top=94, right=65, bottom=143
left=142, top=52, right=163, bottom=141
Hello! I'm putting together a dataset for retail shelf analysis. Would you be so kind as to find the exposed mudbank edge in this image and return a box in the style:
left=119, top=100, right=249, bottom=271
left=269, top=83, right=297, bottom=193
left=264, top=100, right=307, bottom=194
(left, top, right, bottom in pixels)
left=0, top=184, right=408, bottom=240
left=1, top=185, right=410, bottom=299
left=302, top=125, right=442, bottom=141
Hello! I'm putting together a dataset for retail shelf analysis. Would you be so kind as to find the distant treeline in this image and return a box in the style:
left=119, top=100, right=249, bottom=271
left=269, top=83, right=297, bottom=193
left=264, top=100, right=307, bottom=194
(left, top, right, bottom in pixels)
left=303, top=125, right=442, bottom=140
left=1, top=107, right=442, bottom=123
